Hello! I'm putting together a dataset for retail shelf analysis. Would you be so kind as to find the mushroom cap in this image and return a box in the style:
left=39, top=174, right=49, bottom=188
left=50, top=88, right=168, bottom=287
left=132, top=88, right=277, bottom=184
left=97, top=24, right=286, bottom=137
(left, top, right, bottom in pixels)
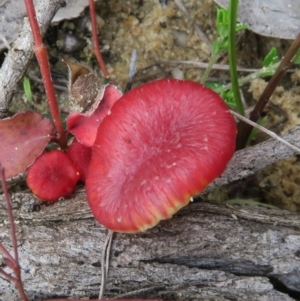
left=66, top=85, right=122, bottom=147
left=26, top=150, right=80, bottom=201
left=86, top=79, right=236, bottom=233
left=67, top=138, right=92, bottom=182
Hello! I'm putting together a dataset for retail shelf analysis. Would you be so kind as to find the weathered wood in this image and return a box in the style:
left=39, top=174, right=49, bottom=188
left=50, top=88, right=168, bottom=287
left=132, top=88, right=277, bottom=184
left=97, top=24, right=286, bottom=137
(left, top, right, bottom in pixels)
left=206, top=126, right=300, bottom=193
left=1, top=191, right=299, bottom=301
left=0, top=0, right=64, bottom=118
left=0, top=0, right=300, bottom=299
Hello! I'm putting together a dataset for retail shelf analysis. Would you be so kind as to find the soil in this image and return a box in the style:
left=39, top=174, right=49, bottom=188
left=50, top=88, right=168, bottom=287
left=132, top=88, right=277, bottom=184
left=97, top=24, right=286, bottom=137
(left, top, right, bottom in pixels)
left=3, top=0, right=300, bottom=212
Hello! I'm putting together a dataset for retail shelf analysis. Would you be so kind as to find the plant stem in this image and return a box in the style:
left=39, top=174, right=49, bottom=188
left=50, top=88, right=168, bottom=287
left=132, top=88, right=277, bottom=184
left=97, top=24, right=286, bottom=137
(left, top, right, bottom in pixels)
left=0, top=243, right=15, bottom=262
left=1, top=169, right=19, bottom=277
left=24, top=0, right=67, bottom=150
left=230, top=110, right=300, bottom=154
left=215, top=62, right=280, bottom=93
left=200, top=52, right=219, bottom=84
left=0, top=165, right=29, bottom=301
left=228, top=0, right=244, bottom=116
left=0, top=268, right=16, bottom=282
left=89, top=0, right=110, bottom=78
left=236, top=32, right=300, bottom=149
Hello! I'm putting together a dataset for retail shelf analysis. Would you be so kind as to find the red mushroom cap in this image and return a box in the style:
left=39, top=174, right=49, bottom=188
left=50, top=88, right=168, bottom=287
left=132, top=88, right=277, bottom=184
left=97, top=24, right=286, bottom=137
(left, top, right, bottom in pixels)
left=66, top=85, right=122, bottom=147
left=86, top=79, right=236, bottom=233
left=67, top=138, right=92, bottom=182
left=26, top=150, right=80, bottom=201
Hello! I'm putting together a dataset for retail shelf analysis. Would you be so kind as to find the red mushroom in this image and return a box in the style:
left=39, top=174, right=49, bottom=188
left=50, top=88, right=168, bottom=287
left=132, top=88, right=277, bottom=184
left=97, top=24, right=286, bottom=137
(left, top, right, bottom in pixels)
left=26, top=150, right=80, bottom=201
left=67, top=138, right=92, bottom=182
left=86, top=79, right=236, bottom=233
left=66, top=85, right=122, bottom=147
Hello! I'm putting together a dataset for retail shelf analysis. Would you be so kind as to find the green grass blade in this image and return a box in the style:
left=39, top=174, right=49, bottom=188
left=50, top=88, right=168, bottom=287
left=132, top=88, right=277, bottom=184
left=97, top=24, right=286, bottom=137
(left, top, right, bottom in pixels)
left=228, top=0, right=244, bottom=116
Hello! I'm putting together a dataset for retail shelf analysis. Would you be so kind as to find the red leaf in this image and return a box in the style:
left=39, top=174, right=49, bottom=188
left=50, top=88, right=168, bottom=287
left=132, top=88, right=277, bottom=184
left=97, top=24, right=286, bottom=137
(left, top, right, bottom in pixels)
left=0, top=111, right=55, bottom=179
left=67, top=85, right=122, bottom=147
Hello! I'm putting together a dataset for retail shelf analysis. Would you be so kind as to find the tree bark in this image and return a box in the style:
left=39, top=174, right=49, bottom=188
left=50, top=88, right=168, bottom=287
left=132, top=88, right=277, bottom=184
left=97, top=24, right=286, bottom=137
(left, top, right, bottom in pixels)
left=1, top=192, right=300, bottom=301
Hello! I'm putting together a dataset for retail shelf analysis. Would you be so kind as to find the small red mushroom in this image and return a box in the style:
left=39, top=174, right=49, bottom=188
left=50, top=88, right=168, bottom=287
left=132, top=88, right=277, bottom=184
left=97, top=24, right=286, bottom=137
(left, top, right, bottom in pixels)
left=67, top=85, right=122, bottom=147
left=86, top=79, right=237, bottom=233
left=67, top=138, right=92, bottom=182
left=26, top=150, right=80, bottom=201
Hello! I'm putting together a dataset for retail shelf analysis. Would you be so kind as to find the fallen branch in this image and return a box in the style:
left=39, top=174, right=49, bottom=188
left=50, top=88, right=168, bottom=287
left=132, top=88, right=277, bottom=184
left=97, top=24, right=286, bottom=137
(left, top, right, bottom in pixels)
left=0, top=193, right=299, bottom=300
left=206, top=125, right=300, bottom=193
left=0, top=0, right=63, bottom=118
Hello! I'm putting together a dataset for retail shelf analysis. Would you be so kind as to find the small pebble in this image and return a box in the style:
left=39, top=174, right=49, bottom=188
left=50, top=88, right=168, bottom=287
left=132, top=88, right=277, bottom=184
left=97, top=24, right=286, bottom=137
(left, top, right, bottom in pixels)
left=63, top=32, right=86, bottom=53
left=171, top=68, right=184, bottom=80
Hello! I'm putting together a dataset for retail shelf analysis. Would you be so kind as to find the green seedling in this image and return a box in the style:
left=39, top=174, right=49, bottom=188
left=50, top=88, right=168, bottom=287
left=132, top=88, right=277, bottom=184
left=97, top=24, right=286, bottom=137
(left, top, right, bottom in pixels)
left=209, top=47, right=280, bottom=104
left=246, top=116, right=267, bottom=146
left=200, top=5, right=248, bottom=85
left=292, top=48, right=300, bottom=64
left=212, top=7, right=248, bottom=55
left=205, top=82, right=235, bottom=107
left=263, top=47, right=279, bottom=68
left=259, top=47, right=280, bottom=77
left=23, top=76, right=33, bottom=102
left=210, top=44, right=300, bottom=114
left=201, top=1, right=248, bottom=116
left=225, top=198, right=278, bottom=209
left=43, top=113, right=69, bottom=130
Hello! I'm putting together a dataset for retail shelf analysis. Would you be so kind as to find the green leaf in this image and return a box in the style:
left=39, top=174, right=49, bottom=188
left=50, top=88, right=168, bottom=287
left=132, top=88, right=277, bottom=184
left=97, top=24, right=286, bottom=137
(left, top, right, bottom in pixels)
left=246, top=116, right=267, bottom=146
left=23, top=76, right=32, bottom=102
left=219, top=39, right=229, bottom=51
left=206, top=82, right=236, bottom=107
left=263, top=47, right=279, bottom=67
left=43, top=113, right=69, bottom=130
left=293, top=48, right=300, bottom=65
left=212, top=40, right=220, bottom=55
left=206, top=81, right=223, bottom=91
left=216, top=7, right=247, bottom=38
left=260, top=70, right=276, bottom=77
left=236, top=23, right=249, bottom=32
left=205, top=82, right=223, bottom=90
left=225, top=198, right=278, bottom=209
left=216, top=8, right=229, bottom=39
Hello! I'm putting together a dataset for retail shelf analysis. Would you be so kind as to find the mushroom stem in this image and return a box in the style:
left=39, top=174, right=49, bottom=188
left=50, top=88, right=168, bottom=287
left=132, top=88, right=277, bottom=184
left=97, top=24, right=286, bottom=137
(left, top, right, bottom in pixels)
left=99, top=230, right=114, bottom=299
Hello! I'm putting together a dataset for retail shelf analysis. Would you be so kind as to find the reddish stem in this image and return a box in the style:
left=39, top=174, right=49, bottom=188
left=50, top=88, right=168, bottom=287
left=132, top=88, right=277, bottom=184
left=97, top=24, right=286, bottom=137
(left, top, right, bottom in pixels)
left=0, top=243, right=15, bottom=262
left=0, top=165, right=29, bottom=301
left=0, top=268, right=16, bottom=282
left=89, top=0, right=110, bottom=78
left=236, top=33, right=300, bottom=149
left=24, top=0, right=68, bottom=149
